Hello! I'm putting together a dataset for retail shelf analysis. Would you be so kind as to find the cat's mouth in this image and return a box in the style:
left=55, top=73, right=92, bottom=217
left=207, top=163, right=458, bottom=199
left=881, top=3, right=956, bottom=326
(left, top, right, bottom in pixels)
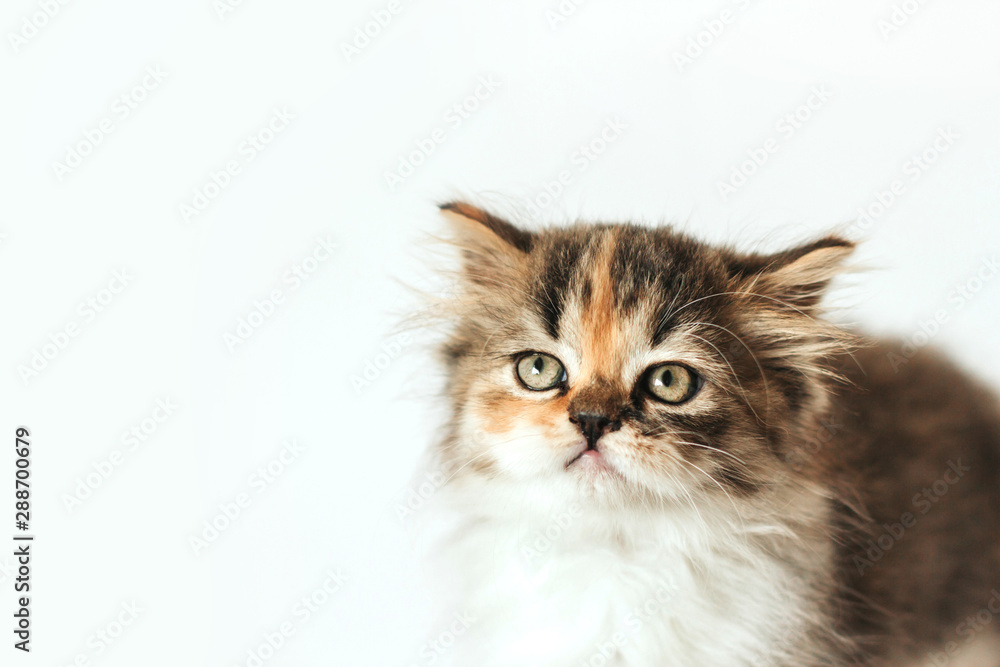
left=566, top=446, right=619, bottom=477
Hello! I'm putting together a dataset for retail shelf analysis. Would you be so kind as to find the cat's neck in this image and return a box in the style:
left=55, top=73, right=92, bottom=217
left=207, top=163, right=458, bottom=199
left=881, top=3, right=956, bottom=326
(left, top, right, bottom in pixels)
left=439, top=473, right=829, bottom=559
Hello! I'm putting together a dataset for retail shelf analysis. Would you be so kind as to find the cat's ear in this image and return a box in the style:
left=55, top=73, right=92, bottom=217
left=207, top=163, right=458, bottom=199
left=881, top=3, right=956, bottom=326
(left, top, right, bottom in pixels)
left=439, top=201, right=533, bottom=284
left=440, top=201, right=533, bottom=253
left=730, top=236, right=854, bottom=311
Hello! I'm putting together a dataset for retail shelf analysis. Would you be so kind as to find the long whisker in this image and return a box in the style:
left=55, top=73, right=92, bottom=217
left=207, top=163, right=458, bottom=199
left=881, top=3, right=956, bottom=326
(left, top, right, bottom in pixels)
left=674, top=440, right=750, bottom=470
left=680, top=320, right=772, bottom=423
left=665, top=289, right=862, bottom=374
left=639, top=425, right=753, bottom=472
left=665, top=464, right=706, bottom=527
left=669, top=290, right=813, bottom=322
left=441, top=449, right=495, bottom=485
left=675, top=330, right=763, bottom=426
left=675, top=457, right=748, bottom=539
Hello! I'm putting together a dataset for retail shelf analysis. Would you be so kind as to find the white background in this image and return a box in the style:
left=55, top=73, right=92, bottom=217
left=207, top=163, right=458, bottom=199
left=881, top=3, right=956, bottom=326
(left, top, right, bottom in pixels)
left=2, top=0, right=999, bottom=665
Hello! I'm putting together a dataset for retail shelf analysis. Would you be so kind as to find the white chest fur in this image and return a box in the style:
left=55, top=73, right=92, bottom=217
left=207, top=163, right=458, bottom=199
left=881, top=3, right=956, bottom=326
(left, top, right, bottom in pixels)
left=431, top=492, right=822, bottom=667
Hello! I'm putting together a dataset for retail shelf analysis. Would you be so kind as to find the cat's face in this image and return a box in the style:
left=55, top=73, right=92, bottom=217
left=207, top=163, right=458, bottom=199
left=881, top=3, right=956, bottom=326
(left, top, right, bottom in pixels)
left=438, top=202, right=853, bottom=508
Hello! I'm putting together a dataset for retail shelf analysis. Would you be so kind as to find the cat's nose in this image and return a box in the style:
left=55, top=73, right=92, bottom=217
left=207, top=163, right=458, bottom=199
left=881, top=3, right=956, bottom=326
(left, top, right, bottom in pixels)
left=569, top=412, right=621, bottom=449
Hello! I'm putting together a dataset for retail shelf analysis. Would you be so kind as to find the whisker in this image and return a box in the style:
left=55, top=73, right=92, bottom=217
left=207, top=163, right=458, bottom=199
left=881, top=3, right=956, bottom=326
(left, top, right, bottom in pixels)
left=675, top=457, right=748, bottom=539
left=663, top=289, right=859, bottom=371
left=680, top=320, right=772, bottom=423
left=441, top=449, right=495, bottom=485
left=674, top=440, right=750, bottom=470
left=675, top=330, right=763, bottom=426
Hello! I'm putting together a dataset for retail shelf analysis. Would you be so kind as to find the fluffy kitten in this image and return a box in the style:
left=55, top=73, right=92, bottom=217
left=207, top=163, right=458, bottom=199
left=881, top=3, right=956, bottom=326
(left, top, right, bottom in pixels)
left=419, top=201, right=1000, bottom=667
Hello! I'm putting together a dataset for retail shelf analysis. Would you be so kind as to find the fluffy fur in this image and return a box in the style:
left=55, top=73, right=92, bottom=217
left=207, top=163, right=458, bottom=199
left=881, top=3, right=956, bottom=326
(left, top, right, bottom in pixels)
left=416, top=202, right=1000, bottom=666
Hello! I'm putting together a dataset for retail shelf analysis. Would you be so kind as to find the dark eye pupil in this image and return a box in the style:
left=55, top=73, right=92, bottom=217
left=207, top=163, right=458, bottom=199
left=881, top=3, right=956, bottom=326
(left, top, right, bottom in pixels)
left=661, top=370, right=674, bottom=386
left=532, top=357, right=544, bottom=374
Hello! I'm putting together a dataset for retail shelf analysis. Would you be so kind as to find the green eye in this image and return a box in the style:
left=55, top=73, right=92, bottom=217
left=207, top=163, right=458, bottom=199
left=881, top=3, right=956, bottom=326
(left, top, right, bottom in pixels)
left=645, top=364, right=700, bottom=404
left=515, top=353, right=567, bottom=391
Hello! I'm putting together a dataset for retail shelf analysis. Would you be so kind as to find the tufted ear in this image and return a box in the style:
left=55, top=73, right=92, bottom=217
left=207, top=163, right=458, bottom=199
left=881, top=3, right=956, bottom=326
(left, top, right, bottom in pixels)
left=730, top=236, right=855, bottom=311
left=439, top=201, right=534, bottom=252
left=439, top=201, right=534, bottom=286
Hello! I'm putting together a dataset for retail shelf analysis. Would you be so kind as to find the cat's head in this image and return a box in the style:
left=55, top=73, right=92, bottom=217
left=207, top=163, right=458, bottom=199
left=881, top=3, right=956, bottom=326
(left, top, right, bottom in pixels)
left=436, top=202, right=854, bottom=509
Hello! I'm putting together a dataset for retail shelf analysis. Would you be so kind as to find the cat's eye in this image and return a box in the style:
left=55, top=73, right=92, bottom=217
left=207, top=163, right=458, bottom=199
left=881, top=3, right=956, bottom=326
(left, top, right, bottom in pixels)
left=644, top=364, right=701, bottom=404
left=515, top=353, right=567, bottom=391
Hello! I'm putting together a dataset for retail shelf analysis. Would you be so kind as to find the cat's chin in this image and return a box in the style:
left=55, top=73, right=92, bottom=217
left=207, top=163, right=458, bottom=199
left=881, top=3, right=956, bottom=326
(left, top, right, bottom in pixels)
left=561, top=449, right=705, bottom=508
left=564, top=447, right=633, bottom=497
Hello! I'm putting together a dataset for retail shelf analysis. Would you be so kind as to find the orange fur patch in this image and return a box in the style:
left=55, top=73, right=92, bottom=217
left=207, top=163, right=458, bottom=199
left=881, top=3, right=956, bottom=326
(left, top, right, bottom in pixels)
left=578, top=231, right=623, bottom=385
left=479, top=391, right=571, bottom=435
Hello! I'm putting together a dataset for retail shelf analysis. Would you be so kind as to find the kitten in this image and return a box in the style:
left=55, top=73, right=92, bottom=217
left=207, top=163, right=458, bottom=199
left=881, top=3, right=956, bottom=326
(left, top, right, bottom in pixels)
left=419, top=201, right=1000, bottom=667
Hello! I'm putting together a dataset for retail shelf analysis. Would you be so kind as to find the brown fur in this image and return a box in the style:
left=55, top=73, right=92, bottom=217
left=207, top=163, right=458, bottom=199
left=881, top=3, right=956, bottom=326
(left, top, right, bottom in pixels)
left=829, top=343, right=1000, bottom=664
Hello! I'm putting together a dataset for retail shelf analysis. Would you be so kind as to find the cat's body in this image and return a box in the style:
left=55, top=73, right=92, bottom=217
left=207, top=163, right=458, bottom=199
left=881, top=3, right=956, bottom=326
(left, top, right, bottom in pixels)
left=829, top=343, right=1000, bottom=665
left=422, top=202, right=1000, bottom=666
